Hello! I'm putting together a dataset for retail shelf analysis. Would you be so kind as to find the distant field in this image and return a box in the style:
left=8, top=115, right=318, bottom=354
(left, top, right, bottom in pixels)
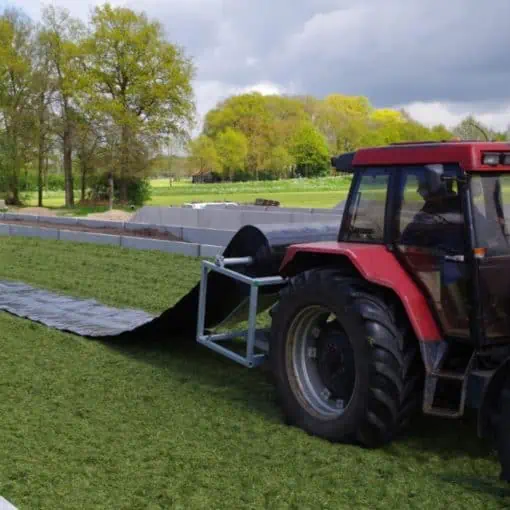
left=25, top=176, right=353, bottom=211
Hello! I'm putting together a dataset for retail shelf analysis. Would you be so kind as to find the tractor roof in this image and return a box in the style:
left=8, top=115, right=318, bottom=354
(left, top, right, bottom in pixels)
left=331, top=141, right=510, bottom=173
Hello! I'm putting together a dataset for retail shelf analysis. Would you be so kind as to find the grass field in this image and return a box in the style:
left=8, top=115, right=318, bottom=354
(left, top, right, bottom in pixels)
left=0, top=236, right=509, bottom=509
left=25, top=176, right=353, bottom=211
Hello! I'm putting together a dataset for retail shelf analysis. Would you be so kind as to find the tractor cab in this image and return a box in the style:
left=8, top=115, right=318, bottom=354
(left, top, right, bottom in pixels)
left=334, top=142, right=510, bottom=348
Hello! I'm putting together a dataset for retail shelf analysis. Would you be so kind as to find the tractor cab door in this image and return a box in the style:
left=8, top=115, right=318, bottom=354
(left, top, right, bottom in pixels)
left=394, top=164, right=472, bottom=339
left=470, top=173, right=510, bottom=344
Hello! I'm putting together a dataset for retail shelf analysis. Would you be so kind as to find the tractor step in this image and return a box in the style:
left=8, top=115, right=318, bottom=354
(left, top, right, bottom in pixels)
left=422, top=351, right=476, bottom=419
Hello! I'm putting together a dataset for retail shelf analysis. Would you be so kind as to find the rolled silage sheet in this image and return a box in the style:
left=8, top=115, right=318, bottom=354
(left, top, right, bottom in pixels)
left=0, top=222, right=340, bottom=341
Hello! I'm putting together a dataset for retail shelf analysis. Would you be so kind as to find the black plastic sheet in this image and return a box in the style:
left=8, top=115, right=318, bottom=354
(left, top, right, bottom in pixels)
left=0, top=223, right=340, bottom=341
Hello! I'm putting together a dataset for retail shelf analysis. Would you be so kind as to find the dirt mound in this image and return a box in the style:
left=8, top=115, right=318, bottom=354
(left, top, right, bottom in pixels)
left=11, top=207, right=57, bottom=217
left=86, top=209, right=135, bottom=222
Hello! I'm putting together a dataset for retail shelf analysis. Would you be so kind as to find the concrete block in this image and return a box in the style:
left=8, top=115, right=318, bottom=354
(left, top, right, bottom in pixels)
left=42, top=216, right=79, bottom=226
left=174, top=208, right=199, bottom=227
left=0, top=224, right=9, bottom=235
left=131, top=206, right=163, bottom=224
left=292, top=212, right=341, bottom=224
left=133, top=206, right=201, bottom=227
left=9, top=225, right=59, bottom=240
left=77, top=218, right=124, bottom=230
left=120, top=236, right=200, bottom=256
left=200, top=244, right=223, bottom=258
left=240, top=210, right=294, bottom=226
left=124, top=222, right=183, bottom=239
left=182, top=227, right=235, bottom=246
left=197, top=209, right=241, bottom=230
left=124, top=221, right=156, bottom=231
left=3, top=213, right=39, bottom=222
left=59, top=230, right=121, bottom=246
left=160, top=225, right=184, bottom=238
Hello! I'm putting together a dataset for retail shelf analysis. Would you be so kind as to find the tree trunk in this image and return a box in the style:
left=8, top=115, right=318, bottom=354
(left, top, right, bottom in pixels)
left=38, top=143, right=44, bottom=207
left=12, top=141, right=21, bottom=206
left=63, top=121, right=74, bottom=208
left=120, top=125, right=129, bottom=203
left=108, top=171, right=114, bottom=210
left=80, top=162, right=86, bottom=203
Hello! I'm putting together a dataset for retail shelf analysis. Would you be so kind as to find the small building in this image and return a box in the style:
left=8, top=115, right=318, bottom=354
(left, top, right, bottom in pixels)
left=191, top=170, right=222, bottom=184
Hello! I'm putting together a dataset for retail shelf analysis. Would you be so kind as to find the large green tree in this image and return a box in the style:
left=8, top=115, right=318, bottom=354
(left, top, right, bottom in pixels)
left=204, top=92, right=274, bottom=178
left=215, top=128, right=248, bottom=180
left=0, top=8, right=35, bottom=204
left=315, top=94, right=372, bottom=152
left=289, top=122, right=330, bottom=177
left=85, top=3, right=195, bottom=201
left=187, top=135, right=219, bottom=175
left=39, top=5, right=86, bottom=207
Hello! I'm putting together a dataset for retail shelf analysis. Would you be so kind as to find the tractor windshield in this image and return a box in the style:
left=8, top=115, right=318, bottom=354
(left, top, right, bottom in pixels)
left=470, top=173, right=510, bottom=255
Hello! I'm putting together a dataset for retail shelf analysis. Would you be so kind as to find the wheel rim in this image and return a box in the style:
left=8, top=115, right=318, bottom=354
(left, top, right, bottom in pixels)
left=285, top=305, right=356, bottom=420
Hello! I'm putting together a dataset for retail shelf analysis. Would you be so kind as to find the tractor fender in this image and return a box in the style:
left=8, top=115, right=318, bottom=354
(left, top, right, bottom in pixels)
left=477, top=357, right=510, bottom=439
left=279, top=241, right=441, bottom=343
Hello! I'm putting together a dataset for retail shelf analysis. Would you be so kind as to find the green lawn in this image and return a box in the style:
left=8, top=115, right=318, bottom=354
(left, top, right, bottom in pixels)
left=25, top=176, right=353, bottom=211
left=0, top=237, right=509, bottom=509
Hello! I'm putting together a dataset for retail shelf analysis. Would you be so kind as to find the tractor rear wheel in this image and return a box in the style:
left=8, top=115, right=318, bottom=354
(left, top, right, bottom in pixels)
left=495, top=375, right=510, bottom=482
left=269, top=268, right=420, bottom=448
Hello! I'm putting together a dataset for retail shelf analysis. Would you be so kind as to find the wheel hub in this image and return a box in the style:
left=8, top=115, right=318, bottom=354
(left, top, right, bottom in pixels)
left=287, top=305, right=357, bottom=419
left=316, top=326, right=355, bottom=402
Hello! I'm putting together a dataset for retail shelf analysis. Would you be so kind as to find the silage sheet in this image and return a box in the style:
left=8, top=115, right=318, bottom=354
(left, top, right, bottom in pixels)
left=0, top=223, right=340, bottom=340
left=0, top=280, right=155, bottom=336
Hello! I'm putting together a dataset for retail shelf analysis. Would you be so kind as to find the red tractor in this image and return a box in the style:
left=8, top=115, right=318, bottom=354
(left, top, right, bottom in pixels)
left=267, top=141, right=510, bottom=481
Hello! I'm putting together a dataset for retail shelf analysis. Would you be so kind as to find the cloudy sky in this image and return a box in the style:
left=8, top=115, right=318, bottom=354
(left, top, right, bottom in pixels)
left=3, top=0, right=510, bottom=133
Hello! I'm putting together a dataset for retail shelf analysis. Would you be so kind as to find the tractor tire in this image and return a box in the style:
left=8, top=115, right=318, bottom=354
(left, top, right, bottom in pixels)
left=269, top=268, right=421, bottom=448
left=397, top=329, right=423, bottom=433
left=495, top=374, right=510, bottom=482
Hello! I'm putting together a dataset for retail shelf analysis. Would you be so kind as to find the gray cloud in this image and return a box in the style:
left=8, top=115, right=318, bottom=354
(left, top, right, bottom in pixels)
left=6, top=0, right=510, bottom=127
left=123, top=0, right=510, bottom=109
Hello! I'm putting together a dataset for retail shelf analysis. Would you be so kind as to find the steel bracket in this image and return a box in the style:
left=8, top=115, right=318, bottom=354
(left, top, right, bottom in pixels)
left=196, top=256, right=285, bottom=368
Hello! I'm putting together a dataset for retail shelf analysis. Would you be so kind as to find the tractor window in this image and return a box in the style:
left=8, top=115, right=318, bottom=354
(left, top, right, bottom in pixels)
left=343, top=167, right=389, bottom=243
left=398, top=165, right=464, bottom=253
left=470, top=173, right=510, bottom=255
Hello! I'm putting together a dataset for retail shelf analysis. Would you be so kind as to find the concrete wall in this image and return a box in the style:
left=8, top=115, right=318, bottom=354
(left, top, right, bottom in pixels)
left=0, top=201, right=346, bottom=254
left=0, top=223, right=223, bottom=258
left=131, top=205, right=345, bottom=229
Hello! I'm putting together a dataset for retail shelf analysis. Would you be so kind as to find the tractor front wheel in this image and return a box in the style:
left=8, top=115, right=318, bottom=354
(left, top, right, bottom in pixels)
left=269, top=268, right=419, bottom=448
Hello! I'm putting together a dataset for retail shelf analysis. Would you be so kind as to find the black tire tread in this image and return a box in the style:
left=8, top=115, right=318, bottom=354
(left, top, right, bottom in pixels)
left=270, top=268, right=423, bottom=448
left=494, top=375, right=510, bottom=482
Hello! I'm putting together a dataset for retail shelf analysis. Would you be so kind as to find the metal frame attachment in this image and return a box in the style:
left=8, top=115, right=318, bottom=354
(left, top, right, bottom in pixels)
left=196, top=255, right=285, bottom=368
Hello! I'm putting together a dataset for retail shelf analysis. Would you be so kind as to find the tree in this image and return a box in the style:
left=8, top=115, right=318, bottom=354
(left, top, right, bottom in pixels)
left=289, top=122, right=330, bottom=177
left=85, top=3, right=195, bottom=201
left=215, top=128, right=248, bottom=180
left=453, top=115, right=491, bottom=141
left=429, top=124, right=454, bottom=141
left=315, top=94, right=372, bottom=152
left=74, top=110, right=103, bottom=202
left=32, top=31, right=55, bottom=207
left=187, top=135, right=219, bottom=175
left=0, top=8, right=35, bottom=205
left=264, top=145, right=295, bottom=178
left=40, top=5, right=86, bottom=207
left=203, top=92, right=273, bottom=179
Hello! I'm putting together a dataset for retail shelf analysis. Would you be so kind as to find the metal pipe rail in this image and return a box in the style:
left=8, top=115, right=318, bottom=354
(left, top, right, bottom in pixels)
left=196, top=256, right=285, bottom=368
